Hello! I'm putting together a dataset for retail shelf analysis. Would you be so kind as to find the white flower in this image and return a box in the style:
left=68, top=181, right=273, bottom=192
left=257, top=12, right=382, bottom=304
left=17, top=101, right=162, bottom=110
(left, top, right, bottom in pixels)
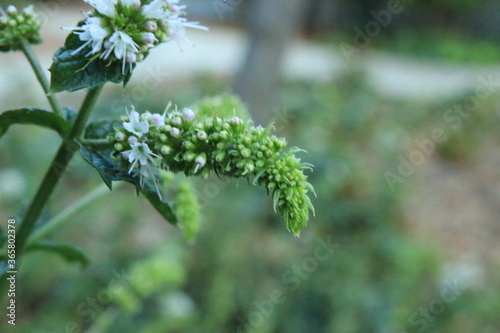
left=165, top=16, right=208, bottom=46
left=123, top=142, right=161, bottom=174
left=102, top=31, right=138, bottom=60
left=84, top=0, right=117, bottom=17
left=101, top=31, right=139, bottom=73
left=141, top=0, right=167, bottom=19
left=122, top=142, right=163, bottom=197
left=68, top=18, right=109, bottom=56
left=150, top=113, right=166, bottom=126
left=123, top=108, right=149, bottom=137
left=120, top=0, right=141, bottom=8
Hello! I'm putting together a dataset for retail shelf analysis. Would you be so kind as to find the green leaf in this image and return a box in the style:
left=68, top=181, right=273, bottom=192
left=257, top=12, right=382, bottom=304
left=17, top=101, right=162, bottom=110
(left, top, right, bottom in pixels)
left=84, top=119, right=121, bottom=140
left=0, top=108, right=70, bottom=138
left=26, top=243, right=90, bottom=267
left=79, top=144, right=178, bottom=224
left=50, top=25, right=134, bottom=93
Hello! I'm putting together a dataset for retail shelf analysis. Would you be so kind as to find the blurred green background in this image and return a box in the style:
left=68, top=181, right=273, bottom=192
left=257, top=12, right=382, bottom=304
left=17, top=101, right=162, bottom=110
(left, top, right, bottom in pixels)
left=1, top=0, right=500, bottom=332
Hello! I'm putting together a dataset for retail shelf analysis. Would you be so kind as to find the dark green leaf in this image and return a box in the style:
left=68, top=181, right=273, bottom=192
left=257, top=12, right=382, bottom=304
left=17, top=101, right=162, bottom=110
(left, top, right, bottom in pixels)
left=84, top=119, right=121, bottom=140
left=79, top=144, right=178, bottom=224
left=50, top=26, right=134, bottom=93
left=26, top=243, right=90, bottom=267
left=0, top=108, right=70, bottom=138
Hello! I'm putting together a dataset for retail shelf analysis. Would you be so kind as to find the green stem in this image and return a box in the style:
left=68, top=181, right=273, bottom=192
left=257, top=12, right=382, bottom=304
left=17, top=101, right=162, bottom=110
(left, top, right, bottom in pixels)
left=27, top=183, right=122, bottom=246
left=79, top=138, right=113, bottom=146
left=15, top=85, right=103, bottom=254
left=20, top=39, right=64, bottom=117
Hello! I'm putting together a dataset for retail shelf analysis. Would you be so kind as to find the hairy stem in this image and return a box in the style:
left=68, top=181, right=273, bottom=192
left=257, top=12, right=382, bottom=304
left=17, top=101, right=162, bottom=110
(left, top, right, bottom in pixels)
left=27, top=183, right=122, bottom=246
left=15, top=85, right=103, bottom=254
left=20, top=39, right=64, bottom=117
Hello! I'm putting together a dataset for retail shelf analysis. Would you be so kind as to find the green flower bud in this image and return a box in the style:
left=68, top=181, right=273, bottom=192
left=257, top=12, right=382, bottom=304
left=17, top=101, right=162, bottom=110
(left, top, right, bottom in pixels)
left=241, top=148, right=252, bottom=158
left=161, top=145, right=171, bottom=155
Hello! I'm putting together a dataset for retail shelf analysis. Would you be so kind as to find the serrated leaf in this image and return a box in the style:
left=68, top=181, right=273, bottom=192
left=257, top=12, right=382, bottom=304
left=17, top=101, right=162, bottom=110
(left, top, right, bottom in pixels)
left=79, top=144, right=178, bottom=224
left=26, top=243, right=90, bottom=267
left=50, top=26, right=134, bottom=93
left=0, top=108, right=70, bottom=138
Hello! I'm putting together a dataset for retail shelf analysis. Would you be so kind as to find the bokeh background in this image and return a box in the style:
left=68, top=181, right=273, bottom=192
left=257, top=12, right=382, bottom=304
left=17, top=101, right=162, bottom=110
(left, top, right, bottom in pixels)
left=1, top=0, right=500, bottom=332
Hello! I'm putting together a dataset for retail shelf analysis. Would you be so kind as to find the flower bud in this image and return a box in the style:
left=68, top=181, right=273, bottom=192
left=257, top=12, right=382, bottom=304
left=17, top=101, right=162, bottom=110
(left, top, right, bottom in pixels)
left=6, top=5, right=17, bottom=16
left=183, top=141, right=195, bottom=150
left=215, top=152, right=225, bottom=162
left=161, top=145, right=171, bottom=155
left=170, top=127, right=180, bottom=137
left=128, top=136, right=138, bottom=145
left=126, top=53, right=137, bottom=63
left=230, top=116, right=243, bottom=126
left=197, top=130, right=207, bottom=141
left=172, top=117, right=182, bottom=126
left=182, top=108, right=195, bottom=121
left=244, top=162, right=255, bottom=174
left=145, top=20, right=158, bottom=32
left=142, top=32, right=157, bottom=45
left=183, top=152, right=196, bottom=162
left=114, top=143, right=124, bottom=151
left=22, top=5, right=35, bottom=16
left=115, top=132, right=126, bottom=141
left=160, top=134, right=168, bottom=142
left=241, top=148, right=251, bottom=158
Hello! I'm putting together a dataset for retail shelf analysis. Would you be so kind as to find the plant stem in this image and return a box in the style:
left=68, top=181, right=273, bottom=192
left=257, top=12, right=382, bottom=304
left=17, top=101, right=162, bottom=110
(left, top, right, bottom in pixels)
left=15, top=85, right=103, bottom=254
left=27, top=183, right=123, bottom=246
left=20, top=39, right=64, bottom=117
left=79, top=138, right=113, bottom=146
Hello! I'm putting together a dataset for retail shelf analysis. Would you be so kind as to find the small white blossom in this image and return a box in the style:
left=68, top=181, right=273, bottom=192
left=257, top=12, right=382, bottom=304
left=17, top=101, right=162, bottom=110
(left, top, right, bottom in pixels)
left=120, top=0, right=141, bottom=8
left=141, top=0, right=167, bottom=19
left=66, top=19, right=109, bottom=56
left=151, top=113, right=166, bottom=126
left=102, top=31, right=139, bottom=72
left=165, top=16, right=208, bottom=46
left=85, top=0, right=117, bottom=17
left=123, top=108, right=149, bottom=137
left=123, top=142, right=161, bottom=173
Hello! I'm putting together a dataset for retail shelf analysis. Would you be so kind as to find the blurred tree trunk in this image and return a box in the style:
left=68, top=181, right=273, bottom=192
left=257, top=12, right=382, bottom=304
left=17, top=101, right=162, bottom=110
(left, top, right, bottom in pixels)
left=233, top=0, right=307, bottom=125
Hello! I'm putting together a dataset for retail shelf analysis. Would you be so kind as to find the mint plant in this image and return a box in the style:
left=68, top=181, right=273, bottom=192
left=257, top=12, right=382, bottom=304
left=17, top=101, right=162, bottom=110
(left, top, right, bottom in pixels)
left=0, top=0, right=314, bottom=295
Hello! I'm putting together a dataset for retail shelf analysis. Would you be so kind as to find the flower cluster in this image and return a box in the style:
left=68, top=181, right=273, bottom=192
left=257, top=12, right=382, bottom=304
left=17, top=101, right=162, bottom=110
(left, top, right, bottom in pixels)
left=65, top=0, right=207, bottom=73
left=0, top=5, right=42, bottom=52
left=110, top=105, right=315, bottom=235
